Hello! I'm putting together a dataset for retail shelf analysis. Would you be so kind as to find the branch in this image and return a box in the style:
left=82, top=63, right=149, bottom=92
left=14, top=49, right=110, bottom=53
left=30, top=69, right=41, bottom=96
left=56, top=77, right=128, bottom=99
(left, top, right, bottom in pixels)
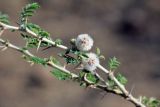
left=0, top=38, right=122, bottom=94
left=0, top=22, right=19, bottom=30
left=0, top=22, right=147, bottom=107
left=0, top=38, right=77, bottom=78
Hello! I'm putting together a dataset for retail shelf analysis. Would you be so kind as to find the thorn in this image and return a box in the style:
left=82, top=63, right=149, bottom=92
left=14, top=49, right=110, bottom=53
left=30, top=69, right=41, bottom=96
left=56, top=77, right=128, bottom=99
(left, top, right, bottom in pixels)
left=139, top=96, right=142, bottom=103
left=129, top=84, right=135, bottom=95
left=21, top=55, right=25, bottom=58
left=95, top=73, right=105, bottom=82
left=28, top=61, right=34, bottom=66
left=75, top=63, right=83, bottom=70
left=37, top=40, right=42, bottom=52
left=16, top=22, right=20, bottom=26
left=1, top=47, right=7, bottom=51
left=63, top=63, right=67, bottom=69
left=42, top=44, right=55, bottom=51
left=30, top=62, right=34, bottom=66
left=0, top=29, right=5, bottom=37
left=0, top=45, right=5, bottom=48
left=76, top=67, right=83, bottom=70
left=74, top=62, right=81, bottom=69
left=88, top=84, right=97, bottom=89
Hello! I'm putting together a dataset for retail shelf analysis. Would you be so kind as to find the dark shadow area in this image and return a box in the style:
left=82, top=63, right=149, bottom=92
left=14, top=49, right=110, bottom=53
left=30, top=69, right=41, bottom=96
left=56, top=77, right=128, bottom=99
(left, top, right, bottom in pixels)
left=25, top=72, right=45, bottom=89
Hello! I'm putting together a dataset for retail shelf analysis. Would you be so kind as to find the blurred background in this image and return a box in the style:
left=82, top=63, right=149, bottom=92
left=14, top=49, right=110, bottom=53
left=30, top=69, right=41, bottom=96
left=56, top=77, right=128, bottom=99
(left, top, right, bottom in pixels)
left=0, top=0, right=160, bottom=107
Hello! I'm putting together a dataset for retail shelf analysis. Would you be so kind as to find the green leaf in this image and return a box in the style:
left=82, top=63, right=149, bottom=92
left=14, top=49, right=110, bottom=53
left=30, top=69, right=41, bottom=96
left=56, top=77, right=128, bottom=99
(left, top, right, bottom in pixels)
left=55, top=39, right=63, bottom=46
left=60, top=53, right=79, bottom=64
left=21, top=33, right=51, bottom=49
left=108, top=57, right=120, bottom=71
left=38, top=30, right=50, bottom=38
left=49, top=57, right=61, bottom=65
left=99, top=55, right=105, bottom=60
left=116, top=73, right=127, bottom=86
left=0, top=12, right=9, bottom=24
left=26, top=23, right=50, bottom=38
left=79, top=82, right=87, bottom=87
left=86, top=73, right=98, bottom=84
left=70, top=38, right=76, bottom=45
left=77, top=52, right=89, bottom=61
left=51, top=69, right=71, bottom=80
left=30, top=56, right=47, bottom=65
left=23, top=55, right=47, bottom=66
left=20, top=3, right=40, bottom=23
left=79, top=71, right=85, bottom=78
left=107, top=78, right=123, bottom=94
left=96, top=47, right=101, bottom=56
left=27, top=37, right=39, bottom=48
left=95, top=47, right=105, bottom=60
left=107, top=79, right=115, bottom=89
left=142, top=96, right=160, bottom=107
left=27, top=23, right=40, bottom=34
left=107, top=73, right=127, bottom=90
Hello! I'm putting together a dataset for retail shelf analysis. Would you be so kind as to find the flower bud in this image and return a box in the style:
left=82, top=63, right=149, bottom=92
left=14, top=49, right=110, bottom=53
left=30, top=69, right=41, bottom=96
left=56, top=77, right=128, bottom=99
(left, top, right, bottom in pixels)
left=75, top=34, right=93, bottom=51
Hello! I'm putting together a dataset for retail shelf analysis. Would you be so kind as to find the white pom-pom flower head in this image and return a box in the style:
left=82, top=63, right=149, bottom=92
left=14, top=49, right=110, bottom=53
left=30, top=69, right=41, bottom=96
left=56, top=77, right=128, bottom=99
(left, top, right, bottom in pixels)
left=75, top=34, right=93, bottom=51
left=82, top=53, right=99, bottom=74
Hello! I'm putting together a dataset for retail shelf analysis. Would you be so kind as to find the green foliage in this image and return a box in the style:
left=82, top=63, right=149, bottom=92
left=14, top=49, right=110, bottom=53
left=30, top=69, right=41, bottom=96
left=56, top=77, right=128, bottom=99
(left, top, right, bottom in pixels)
left=96, top=47, right=105, bottom=60
left=26, top=23, right=40, bottom=34
left=116, top=73, right=127, bottom=86
left=30, top=56, right=47, bottom=65
left=78, top=52, right=89, bottom=59
left=107, top=73, right=127, bottom=90
left=26, top=23, right=50, bottom=38
left=78, top=72, right=90, bottom=87
left=108, top=57, right=120, bottom=71
left=65, top=47, right=86, bottom=57
left=77, top=71, right=98, bottom=87
left=141, top=96, right=160, bottom=107
left=50, top=57, right=72, bottom=80
left=86, top=73, right=98, bottom=84
left=51, top=69, right=71, bottom=80
left=59, top=53, right=79, bottom=64
left=0, top=12, right=9, bottom=24
left=59, top=47, right=89, bottom=65
left=21, top=33, right=51, bottom=49
left=49, top=56, right=61, bottom=65
left=107, top=79, right=115, bottom=89
left=20, top=3, right=40, bottom=23
left=107, top=78, right=122, bottom=94
left=55, top=39, right=63, bottom=46
left=79, top=82, right=87, bottom=87
left=96, top=47, right=101, bottom=56
left=23, top=55, right=47, bottom=66
left=70, top=38, right=76, bottom=45
left=79, top=71, right=85, bottom=78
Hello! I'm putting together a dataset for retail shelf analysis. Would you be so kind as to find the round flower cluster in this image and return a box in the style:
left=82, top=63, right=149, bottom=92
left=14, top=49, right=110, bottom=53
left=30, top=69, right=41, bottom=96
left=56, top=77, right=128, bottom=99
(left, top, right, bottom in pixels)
left=82, top=53, right=99, bottom=74
left=75, top=34, right=99, bottom=73
left=75, top=34, right=93, bottom=51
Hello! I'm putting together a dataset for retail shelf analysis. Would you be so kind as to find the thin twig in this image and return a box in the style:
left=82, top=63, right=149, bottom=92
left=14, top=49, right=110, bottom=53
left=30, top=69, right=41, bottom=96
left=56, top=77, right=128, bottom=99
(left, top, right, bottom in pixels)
left=0, top=38, right=77, bottom=78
